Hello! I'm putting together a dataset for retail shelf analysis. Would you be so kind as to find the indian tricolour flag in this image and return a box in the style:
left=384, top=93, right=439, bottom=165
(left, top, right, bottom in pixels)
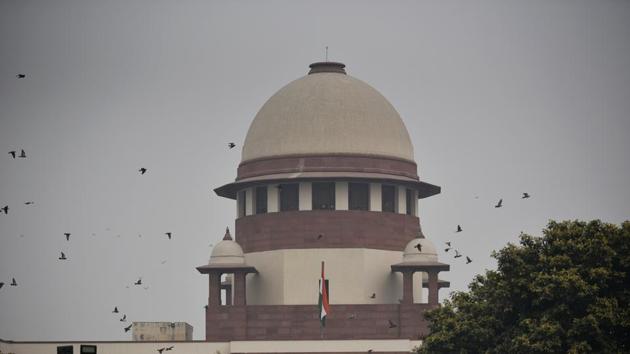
left=318, top=261, right=330, bottom=328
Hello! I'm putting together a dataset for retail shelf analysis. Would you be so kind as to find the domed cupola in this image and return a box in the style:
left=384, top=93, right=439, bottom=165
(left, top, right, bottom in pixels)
left=208, top=228, right=245, bottom=265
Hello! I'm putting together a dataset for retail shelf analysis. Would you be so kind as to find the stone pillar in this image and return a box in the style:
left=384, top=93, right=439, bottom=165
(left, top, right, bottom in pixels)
left=402, top=271, right=414, bottom=304
left=233, top=271, right=247, bottom=306
left=208, top=272, right=221, bottom=307
left=428, top=271, right=439, bottom=305
left=226, top=286, right=233, bottom=306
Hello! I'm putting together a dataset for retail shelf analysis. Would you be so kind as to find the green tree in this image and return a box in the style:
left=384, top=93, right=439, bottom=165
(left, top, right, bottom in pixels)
left=418, top=220, right=630, bottom=354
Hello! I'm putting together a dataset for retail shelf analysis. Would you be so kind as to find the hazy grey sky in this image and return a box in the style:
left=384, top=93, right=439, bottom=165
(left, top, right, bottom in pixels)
left=1, top=0, right=629, bottom=341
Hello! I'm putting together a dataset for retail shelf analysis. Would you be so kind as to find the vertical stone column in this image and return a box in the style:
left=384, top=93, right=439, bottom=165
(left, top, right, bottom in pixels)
left=233, top=271, right=247, bottom=306
left=428, top=271, right=439, bottom=305
left=402, top=271, right=414, bottom=304
left=208, top=272, right=221, bottom=307
left=226, top=286, right=233, bottom=306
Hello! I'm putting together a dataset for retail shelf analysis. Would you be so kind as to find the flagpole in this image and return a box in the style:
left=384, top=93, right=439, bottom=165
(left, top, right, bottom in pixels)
left=320, top=261, right=324, bottom=340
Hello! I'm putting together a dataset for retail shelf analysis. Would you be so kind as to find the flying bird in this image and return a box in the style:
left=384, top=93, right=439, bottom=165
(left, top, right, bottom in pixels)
left=388, top=320, right=398, bottom=328
left=495, top=199, right=503, bottom=208
left=456, top=225, right=462, bottom=233
left=454, top=250, right=462, bottom=258
left=445, top=241, right=451, bottom=247
left=444, top=247, right=452, bottom=252
left=466, top=256, right=472, bottom=264
left=165, top=346, right=174, bottom=351
left=64, top=233, right=70, bottom=241
left=10, top=278, right=17, bottom=286
left=317, top=234, right=323, bottom=240
left=228, top=142, right=236, bottom=149
left=204, top=305, right=208, bottom=310
left=8, top=151, right=16, bottom=158
left=1, top=206, right=8, bottom=214
left=113, top=306, right=119, bottom=313
left=134, top=278, right=142, bottom=285
left=0, top=282, right=4, bottom=289
left=165, top=232, right=172, bottom=240
left=24, top=201, right=34, bottom=205
left=19, top=149, right=26, bottom=158
left=124, top=324, right=132, bottom=332
left=369, top=293, right=376, bottom=299
left=58, top=252, right=67, bottom=260
left=522, top=192, right=530, bottom=199
left=157, top=349, right=165, bottom=354
left=120, top=314, right=126, bottom=322
left=16, top=74, right=26, bottom=78
left=139, top=168, right=147, bottom=175
left=414, top=243, right=422, bottom=252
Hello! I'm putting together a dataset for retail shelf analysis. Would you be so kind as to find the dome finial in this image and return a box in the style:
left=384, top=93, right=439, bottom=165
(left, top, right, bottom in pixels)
left=308, top=61, right=346, bottom=75
left=223, top=227, right=232, bottom=240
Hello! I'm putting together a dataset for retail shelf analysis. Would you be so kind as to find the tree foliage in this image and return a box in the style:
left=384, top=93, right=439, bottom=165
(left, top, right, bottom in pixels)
left=418, top=220, right=630, bottom=354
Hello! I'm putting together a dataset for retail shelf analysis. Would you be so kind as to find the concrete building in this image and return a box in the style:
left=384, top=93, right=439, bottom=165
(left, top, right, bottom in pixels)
left=0, top=61, right=448, bottom=353
left=132, top=322, right=193, bottom=341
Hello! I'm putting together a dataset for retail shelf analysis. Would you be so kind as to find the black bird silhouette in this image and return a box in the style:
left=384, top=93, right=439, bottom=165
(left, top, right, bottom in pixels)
left=445, top=241, right=451, bottom=247
left=120, top=314, right=126, bottom=322
left=204, top=305, right=208, bottom=310
left=369, top=293, right=376, bottom=299
left=24, top=201, right=34, bottom=205
left=456, top=225, right=462, bottom=233
left=64, top=233, right=70, bottom=241
left=466, top=256, right=472, bottom=264
left=444, top=247, right=452, bottom=252
left=165, top=346, right=174, bottom=351
left=454, top=250, right=462, bottom=258
left=16, top=74, right=26, bottom=78
left=139, top=168, right=147, bottom=175
left=8, top=151, right=16, bottom=158
left=388, top=319, right=398, bottom=328
left=317, top=234, right=323, bottom=240
left=415, top=243, right=422, bottom=252
left=1, top=206, right=8, bottom=214
left=113, top=306, right=119, bottom=313
left=0, top=282, right=4, bottom=289
left=495, top=199, right=503, bottom=208
left=522, top=193, right=530, bottom=199
left=19, top=149, right=26, bottom=158
left=10, top=278, right=17, bottom=286
left=124, top=324, right=132, bottom=332
left=157, top=349, right=165, bottom=354
left=58, top=252, right=67, bottom=260
left=228, top=142, right=236, bottom=149
left=134, top=278, right=142, bottom=285
left=165, top=232, right=172, bottom=240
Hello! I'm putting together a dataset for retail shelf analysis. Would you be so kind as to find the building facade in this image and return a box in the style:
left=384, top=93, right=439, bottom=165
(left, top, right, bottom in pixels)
left=198, top=62, right=449, bottom=344
left=131, top=322, right=193, bottom=341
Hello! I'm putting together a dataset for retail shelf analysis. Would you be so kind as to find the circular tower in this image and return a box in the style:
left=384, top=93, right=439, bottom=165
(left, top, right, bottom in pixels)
left=201, top=62, right=448, bottom=342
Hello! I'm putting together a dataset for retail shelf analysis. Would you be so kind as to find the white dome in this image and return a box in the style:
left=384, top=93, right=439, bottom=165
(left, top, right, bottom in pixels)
left=209, top=239, right=245, bottom=265
left=241, top=63, right=415, bottom=162
left=403, top=238, right=438, bottom=263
